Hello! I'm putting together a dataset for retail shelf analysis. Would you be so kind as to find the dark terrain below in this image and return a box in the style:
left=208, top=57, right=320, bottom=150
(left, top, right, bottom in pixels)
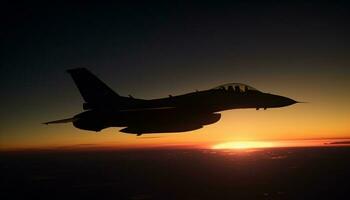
left=1, top=147, right=350, bottom=200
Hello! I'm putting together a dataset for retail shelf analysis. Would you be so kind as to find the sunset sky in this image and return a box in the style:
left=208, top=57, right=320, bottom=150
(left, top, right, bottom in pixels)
left=1, top=2, right=349, bottom=150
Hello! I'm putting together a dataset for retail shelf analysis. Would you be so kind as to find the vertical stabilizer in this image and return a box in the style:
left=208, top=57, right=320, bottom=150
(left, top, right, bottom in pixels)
left=67, top=68, right=119, bottom=104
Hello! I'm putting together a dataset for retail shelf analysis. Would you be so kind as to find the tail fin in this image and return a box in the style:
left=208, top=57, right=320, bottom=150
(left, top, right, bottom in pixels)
left=67, top=68, right=119, bottom=104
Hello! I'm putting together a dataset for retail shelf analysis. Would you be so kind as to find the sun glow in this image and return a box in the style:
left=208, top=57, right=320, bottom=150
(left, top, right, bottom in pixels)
left=212, top=141, right=274, bottom=150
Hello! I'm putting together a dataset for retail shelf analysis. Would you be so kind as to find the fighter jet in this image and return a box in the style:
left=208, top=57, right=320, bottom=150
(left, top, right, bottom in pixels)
left=44, top=68, right=299, bottom=135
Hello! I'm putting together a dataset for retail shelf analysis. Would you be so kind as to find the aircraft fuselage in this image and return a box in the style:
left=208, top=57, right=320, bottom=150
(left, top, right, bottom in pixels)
left=44, top=68, right=299, bottom=134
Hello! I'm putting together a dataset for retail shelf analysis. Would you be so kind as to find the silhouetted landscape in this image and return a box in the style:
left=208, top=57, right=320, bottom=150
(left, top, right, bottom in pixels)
left=2, top=146, right=350, bottom=200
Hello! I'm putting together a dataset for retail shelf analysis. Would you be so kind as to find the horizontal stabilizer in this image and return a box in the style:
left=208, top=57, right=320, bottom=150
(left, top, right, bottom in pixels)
left=43, top=117, right=76, bottom=125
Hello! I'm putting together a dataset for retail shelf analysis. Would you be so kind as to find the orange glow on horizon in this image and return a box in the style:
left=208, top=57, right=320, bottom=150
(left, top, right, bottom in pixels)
left=212, top=141, right=274, bottom=149
left=211, top=139, right=350, bottom=150
left=3, top=137, right=350, bottom=152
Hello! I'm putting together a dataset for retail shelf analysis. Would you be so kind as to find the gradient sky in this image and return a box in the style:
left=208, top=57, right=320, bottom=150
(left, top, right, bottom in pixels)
left=1, top=2, right=350, bottom=150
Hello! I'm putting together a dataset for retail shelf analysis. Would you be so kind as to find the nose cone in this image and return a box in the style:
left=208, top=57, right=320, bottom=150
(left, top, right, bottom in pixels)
left=264, top=94, right=300, bottom=109
left=281, top=97, right=297, bottom=106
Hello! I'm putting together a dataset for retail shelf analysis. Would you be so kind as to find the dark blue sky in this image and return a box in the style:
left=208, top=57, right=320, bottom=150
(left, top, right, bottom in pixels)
left=3, top=2, right=348, bottom=91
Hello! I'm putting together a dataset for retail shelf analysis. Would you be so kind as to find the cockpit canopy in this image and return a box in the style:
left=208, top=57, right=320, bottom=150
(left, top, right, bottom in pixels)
left=211, top=83, right=260, bottom=93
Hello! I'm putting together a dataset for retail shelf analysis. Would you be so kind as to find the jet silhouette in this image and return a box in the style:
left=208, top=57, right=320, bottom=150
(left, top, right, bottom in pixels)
left=44, top=68, right=299, bottom=135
